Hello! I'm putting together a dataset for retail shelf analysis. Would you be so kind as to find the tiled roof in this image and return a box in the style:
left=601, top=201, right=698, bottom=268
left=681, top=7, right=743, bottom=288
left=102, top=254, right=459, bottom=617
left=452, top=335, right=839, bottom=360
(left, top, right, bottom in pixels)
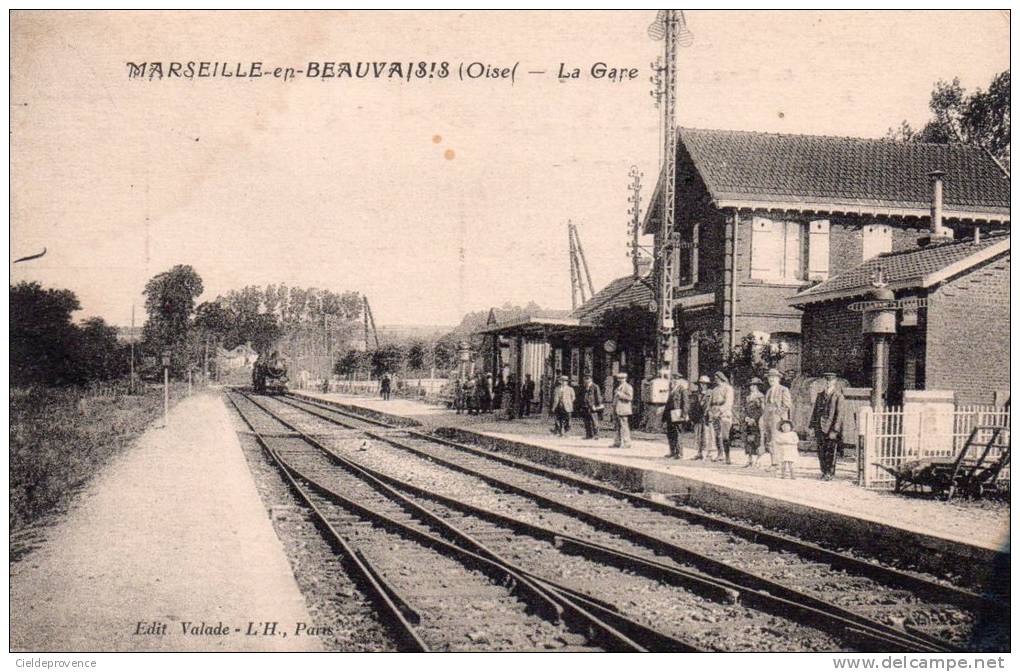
left=683, top=127, right=1010, bottom=212
left=791, top=232, right=1011, bottom=304
left=571, top=274, right=654, bottom=323
left=646, top=128, right=1010, bottom=231
left=487, top=307, right=572, bottom=323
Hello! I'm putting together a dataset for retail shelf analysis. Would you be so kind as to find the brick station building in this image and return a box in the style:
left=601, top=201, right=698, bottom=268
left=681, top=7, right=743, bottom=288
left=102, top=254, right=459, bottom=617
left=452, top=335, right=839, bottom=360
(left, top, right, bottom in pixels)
left=643, top=128, right=1011, bottom=380
left=790, top=232, right=1011, bottom=406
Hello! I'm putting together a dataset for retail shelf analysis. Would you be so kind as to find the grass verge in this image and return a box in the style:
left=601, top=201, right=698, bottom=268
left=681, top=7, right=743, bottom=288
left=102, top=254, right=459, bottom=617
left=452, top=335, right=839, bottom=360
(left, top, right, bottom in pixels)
left=10, top=382, right=190, bottom=536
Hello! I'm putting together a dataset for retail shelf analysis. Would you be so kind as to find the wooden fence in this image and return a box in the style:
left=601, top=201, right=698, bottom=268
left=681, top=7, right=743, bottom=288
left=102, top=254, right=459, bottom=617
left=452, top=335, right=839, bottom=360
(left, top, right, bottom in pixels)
left=297, top=377, right=453, bottom=404
left=858, top=405, right=1010, bottom=489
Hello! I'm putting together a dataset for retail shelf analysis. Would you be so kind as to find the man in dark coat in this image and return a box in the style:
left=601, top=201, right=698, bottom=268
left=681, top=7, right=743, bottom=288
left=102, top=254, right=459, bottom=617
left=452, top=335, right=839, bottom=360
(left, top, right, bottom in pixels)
left=520, top=374, right=535, bottom=417
left=505, top=372, right=518, bottom=420
left=663, top=374, right=690, bottom=459
left=809, top=372, right=846, bottom=480
left=579, top=374, right=604, bottom=440
left=480, top=373, right=494, bottom=412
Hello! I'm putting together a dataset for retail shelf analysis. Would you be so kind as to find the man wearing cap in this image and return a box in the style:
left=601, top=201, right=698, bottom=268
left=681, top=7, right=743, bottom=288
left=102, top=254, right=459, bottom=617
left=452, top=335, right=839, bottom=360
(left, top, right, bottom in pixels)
left=761, top=368, right=793, bottom=467
left=810, top=373, right=846, bottom=481
left=708, top=371, right=735, bottom=464
left=663, top=374, right=690, bottom=459
left=611, top=372, right=634, bottom=448
left=550, top=375, right=575, bottom=437
left=690, top=375, right=715, bottom=459
left=579, top=373, right=604, bottom=440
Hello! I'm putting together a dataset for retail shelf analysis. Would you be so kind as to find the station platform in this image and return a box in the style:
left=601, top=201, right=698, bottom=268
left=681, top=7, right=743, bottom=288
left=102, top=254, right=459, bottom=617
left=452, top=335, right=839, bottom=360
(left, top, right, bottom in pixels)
left=10, top=391, right=321, bottom=652
left=292, top=390, right=1010, bottom=585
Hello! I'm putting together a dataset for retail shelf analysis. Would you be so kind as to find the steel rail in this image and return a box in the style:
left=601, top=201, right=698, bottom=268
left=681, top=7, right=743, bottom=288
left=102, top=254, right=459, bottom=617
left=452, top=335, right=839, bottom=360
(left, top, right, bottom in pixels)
left=286, top=392, right=1005, bottom=613
left=225, top=393, right=427, bottom=652
left=232, top=392, right=656, bottom=652
left=275, top=392, right=965, bottom=653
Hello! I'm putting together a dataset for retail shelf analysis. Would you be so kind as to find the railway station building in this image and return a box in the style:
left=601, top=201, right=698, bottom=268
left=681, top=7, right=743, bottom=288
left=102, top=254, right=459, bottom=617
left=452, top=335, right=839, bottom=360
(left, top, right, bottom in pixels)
left=481, top=128, right=1009, bottom=414
left=642, top=128, right=1011, bottom=382
left=789, top=231, right=1011, bottom=406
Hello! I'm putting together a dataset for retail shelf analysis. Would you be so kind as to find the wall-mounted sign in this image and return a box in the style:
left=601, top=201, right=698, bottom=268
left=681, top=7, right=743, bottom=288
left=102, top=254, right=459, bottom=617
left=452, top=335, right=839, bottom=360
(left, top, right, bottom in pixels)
left=603, top=339, right=617, bottom=353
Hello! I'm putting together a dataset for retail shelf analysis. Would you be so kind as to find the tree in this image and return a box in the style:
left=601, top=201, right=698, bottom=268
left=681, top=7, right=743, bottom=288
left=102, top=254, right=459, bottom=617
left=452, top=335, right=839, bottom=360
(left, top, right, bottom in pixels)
left=370, top=344, right=406, bottom=378
left=724, top=333, right=788, bottom=386
left=888, top=70, right=1010, bottom=173
left=433, top=338, right=457, bottom=371
left=142, top=265, right=204, bottom=374
left=11, top=283, right=129, bottom=386
left=72, top=317, right=127, bottom=382
left=249, top=313, right=283, bottom=355
left=335, top=349, right=367, bottom=377
left=406, top=340, right=428, bottom=372
left=10, top=282, right=82, bottom=386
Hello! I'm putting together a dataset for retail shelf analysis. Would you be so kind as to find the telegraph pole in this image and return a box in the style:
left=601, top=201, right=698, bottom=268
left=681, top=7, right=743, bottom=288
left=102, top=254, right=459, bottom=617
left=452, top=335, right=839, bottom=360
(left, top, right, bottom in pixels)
left=649, top=10, right=693, bottom=374
left=129, top=304, right=136, bottom=394
left=626, top=166, right=647, bottom=276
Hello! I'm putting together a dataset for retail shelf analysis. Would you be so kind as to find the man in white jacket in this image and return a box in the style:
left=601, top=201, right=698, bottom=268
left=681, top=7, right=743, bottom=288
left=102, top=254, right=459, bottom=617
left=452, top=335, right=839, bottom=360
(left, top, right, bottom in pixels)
left=611, top=372, right=634, bottom=448
left=550, top=375, right=575, bottom=437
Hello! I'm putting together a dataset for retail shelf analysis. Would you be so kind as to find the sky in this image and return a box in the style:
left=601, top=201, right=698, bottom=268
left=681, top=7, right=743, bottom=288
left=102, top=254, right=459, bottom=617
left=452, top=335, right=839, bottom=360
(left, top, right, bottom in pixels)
left=9, top=10, right=1010, bottom=328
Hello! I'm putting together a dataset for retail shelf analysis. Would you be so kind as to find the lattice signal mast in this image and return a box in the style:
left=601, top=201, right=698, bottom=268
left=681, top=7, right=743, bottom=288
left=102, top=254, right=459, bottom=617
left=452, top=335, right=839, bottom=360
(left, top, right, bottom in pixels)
left=568, top=220, right=596, bottom=310
left=648, top=9, right=693, bottom=372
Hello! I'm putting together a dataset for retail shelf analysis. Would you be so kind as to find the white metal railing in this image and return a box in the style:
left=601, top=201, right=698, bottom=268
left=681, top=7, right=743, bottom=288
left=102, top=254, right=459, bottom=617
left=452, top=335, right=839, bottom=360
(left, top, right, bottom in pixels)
left=858, top=405, right=1010, bottom=489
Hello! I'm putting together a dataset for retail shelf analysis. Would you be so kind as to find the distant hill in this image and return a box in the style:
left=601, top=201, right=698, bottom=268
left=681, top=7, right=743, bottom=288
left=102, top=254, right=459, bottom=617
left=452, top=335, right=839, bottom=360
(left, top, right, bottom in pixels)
left=375, top=324, right=454, bottom=343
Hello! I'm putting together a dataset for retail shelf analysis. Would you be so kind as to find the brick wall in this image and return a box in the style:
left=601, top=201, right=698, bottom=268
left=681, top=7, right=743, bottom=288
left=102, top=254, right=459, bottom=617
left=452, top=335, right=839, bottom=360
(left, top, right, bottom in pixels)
left=924, top=254, right=1010, bottom=405
left=800, top=300, right=869, bottom=385
left=734, top=215, right=931, bottom=358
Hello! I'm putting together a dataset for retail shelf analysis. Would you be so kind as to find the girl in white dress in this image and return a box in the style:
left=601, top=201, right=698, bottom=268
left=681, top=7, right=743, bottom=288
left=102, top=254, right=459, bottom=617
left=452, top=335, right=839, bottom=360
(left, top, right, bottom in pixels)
left=773, top=420, right=800, bottom=479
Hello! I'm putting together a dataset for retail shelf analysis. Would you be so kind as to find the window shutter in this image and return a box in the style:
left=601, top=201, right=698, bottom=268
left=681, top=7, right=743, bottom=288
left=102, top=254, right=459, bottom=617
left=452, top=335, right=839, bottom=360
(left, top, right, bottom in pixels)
left=808, top=219, right=830, bottom=281
left=751, top=216, right=781, bottom=280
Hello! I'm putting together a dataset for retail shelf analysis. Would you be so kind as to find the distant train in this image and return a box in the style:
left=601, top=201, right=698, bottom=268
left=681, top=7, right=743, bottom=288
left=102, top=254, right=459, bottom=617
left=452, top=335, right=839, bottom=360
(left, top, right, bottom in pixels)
left=252, top=351, right=289, bottom=395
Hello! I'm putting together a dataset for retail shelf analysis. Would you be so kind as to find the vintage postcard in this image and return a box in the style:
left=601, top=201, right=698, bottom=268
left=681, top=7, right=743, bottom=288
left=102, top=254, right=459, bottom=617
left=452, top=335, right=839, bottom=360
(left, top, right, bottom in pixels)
left=8, top=9, right=1011, bottom=664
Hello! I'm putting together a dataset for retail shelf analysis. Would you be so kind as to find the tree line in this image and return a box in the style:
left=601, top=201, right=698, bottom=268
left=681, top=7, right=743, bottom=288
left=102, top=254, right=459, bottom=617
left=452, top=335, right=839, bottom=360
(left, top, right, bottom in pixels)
left=10, top=282, right=128, bottom=386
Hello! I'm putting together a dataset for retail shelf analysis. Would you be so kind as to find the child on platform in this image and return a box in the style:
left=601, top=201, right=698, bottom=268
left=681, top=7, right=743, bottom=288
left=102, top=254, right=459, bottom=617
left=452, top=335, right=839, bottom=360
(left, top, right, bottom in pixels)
left=773, top=420, right=799, bottom=479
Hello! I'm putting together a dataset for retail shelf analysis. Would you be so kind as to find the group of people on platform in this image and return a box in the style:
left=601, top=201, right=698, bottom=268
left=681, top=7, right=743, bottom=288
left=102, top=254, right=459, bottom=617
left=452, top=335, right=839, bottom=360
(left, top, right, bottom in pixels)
left=551, top=367, right=847, bottom=481
left=661, top=368, right=846, bottom=480
left=446, top=365, right=847, bottom=481
left=453, top=370, right=537, bottom=418
left=550, top=371, right=634, bottom=448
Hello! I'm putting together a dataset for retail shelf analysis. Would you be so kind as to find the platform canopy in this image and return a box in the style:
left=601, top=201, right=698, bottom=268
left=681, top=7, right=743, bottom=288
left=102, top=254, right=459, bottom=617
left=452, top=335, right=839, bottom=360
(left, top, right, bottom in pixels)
left=474, top=315, right=591, bottom=339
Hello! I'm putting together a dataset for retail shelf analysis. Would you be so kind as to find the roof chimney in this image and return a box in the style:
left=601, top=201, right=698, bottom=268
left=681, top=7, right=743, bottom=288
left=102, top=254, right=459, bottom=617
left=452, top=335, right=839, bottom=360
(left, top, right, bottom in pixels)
left=927, top=170, right=954, bottom=244
left=635, top=256, right=652, bottom=277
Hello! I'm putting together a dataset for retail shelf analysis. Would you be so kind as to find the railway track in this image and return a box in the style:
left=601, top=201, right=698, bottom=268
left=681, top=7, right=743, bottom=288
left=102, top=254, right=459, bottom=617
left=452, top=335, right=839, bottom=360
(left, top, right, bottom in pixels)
left=234, top=393, right=863, bottom=652
left=228, top=391, right=677, bottom=652
left=268, top=391, right=1009, bottom=652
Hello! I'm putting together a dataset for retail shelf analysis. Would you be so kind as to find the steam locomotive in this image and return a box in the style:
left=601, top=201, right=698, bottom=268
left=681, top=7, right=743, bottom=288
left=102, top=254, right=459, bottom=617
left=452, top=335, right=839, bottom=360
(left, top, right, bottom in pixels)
left=252, top=351, right=289, bottom=395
